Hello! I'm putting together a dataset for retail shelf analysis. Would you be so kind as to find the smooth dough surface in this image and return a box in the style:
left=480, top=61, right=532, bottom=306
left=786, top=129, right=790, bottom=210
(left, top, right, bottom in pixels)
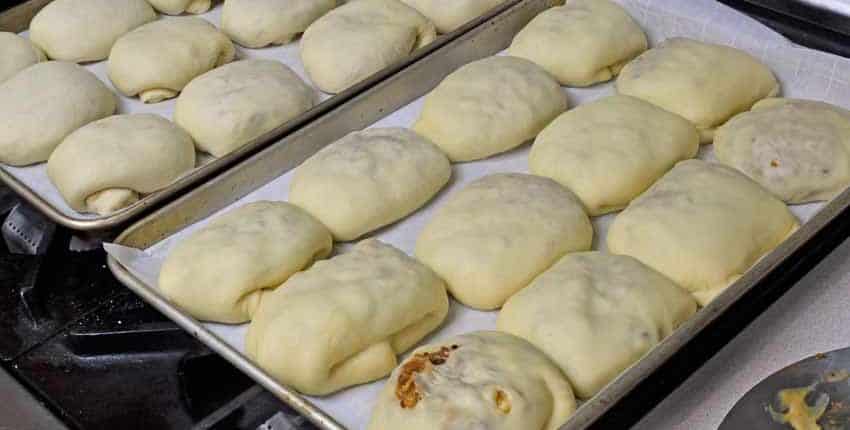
left=530, top=95, right=699, bottom=215
left=47, top=114, right=195, bottom=215
left=368, top=331, right=576, bottom=430
left=400, top=0, right=506, bottom=33
left=300, top=0, right=436, bottom=94
left=290, top=127, right=451, bottom=241
left=246, top=239, right=449, bottom=396
left=617, top=38, right=779, bottom=143
left=159, top=201, right=333, bottom=323
left=416, top=173, right=592, bottom=310
left=146, top=0, right=212, bottom=14
left=0, top=61, right=116, bottom=166
left=222, top=0, right=337, bottom=48
left=607, top=159, right=799, bottom=305
left=413, top=56, right=567, bottom=162
left=175, top=59, right=317, bottom=157
left=108, top=17, right=235, bottom=103
left=29, top=0, right=156, bottom=62
left=715, top=98, right=850, bottom=204
left=0, top=33, right=45, bottom=83
left=498, top=252, right=697, bottom=398
left=509, top=0, right=646, bottom=87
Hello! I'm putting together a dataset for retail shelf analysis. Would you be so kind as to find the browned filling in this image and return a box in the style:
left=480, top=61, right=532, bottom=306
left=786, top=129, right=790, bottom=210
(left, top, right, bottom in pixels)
left=395, top=345, right=458, bottom=409
left=494, top=389, right=511, bottom=414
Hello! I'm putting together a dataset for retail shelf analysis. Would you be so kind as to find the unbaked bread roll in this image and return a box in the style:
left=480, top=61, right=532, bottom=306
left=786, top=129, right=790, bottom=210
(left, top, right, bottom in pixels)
left=300, top=0, right=436, bottom=94
left=607, top=159, right=799, bottom=305
left=509, top=0, right=646, bottom=87
left=413, top=56, right=567, bottom=162
left=29, top=0, right=156, bottom=62
left=108, top=17, right=235, bottom=103
left=290, top=127, right=451, bottom=241
left=47, top=114, right=195, bottom=215
left=0, top=33, right=45, bottom=83
left=146, top=0, right=212, bottom=14
left=530, top=95, right=699, bottom=215
left=715, top=98, right=850, bottom=204
left=367, top=331, right=576, bottom=430
left=416, top=173, right=592, bottom=310
left=246, top=239, right=449, bottom=396
left=175, top=59, right=317, bottom=157
left=617, top=38, right=779, bottom=143
left=222, top=0, right=336, bottom=48
left=498, top=252, right=697, bottom=398
left=400, top=0, right=505, bottom=33
left=159, top=201, right=332, bottom=323
left=0, top=61, right=116, bottom=166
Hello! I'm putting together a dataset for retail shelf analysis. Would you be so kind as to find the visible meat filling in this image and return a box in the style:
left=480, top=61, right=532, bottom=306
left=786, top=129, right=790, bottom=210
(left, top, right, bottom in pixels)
left=395, top=345, right=458, bottom=409
left=494, top=389, right=511, bottom=414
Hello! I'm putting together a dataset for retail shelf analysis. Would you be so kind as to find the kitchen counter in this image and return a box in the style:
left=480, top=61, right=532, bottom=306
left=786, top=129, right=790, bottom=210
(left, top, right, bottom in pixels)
left=635, top=236, right=850, bottom=429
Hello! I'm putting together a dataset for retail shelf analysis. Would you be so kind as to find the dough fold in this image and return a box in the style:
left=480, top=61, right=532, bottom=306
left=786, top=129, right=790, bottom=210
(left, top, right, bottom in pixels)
left=509, top=0, right=646, bottom=86
left=499, top=252, right=697, bottom=398
left=300, top=0, right=436, bottom=94
left=108, top=17, right=235, bottom=103
left=607, top=159, right=799, bottom=305
left=146, top=0, right=212, bottom=14
left=413, top=56, right=567, bottom=161
left=530, top=95, right=699, bottom=215
left=368, top=331, right=577, bottom=430
left=416, top=173, right=593, bottom=310
left=617, top=38, right=779, bottom=143
left=0, top=32, right=45, bottom=83
left=400, top=0, right=506, bottom=33
left=47, top=114, right=196, bottom=215
left=29, top=0, right=156, bottom=62
left=289, top=127, right=451, bottom=241
left=222, top=0, right=337, bottom=48
left=175, top=59, right=317, bottom=157
left=246, top=239, right=449, bottom=396
left=715, top=98, right=850, bottom=203
left=0, top=61, right=116, bottom=166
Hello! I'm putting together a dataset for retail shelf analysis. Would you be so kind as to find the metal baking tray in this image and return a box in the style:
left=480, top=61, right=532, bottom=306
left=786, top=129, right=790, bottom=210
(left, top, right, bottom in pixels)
left=0, top=0, right=517, bottom=232
left=106, top=0, right=850, bottom=428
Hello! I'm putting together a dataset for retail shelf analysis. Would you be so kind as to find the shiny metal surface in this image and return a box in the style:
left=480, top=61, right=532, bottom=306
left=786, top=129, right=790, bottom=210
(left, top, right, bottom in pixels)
left=0, top=0, right=509, bottom=232
left=720, top=347, right=850, bottom=429
left=106, top=0, right=850, bottom=428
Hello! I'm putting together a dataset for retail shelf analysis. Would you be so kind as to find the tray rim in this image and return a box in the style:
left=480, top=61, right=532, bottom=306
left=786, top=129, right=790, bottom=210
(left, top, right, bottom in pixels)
left=105, top=0, right=850, bottom=428
left=0, top=0, right=516, bottom=232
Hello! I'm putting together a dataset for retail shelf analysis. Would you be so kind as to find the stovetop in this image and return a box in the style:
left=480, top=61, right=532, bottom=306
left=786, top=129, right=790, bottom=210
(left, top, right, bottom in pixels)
left=2, top=1, right=850, bottom=430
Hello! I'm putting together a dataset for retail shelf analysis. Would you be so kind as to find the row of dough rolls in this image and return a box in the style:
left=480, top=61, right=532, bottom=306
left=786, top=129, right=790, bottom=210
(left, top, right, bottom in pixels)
left=157, top=0, right=848, bottom=428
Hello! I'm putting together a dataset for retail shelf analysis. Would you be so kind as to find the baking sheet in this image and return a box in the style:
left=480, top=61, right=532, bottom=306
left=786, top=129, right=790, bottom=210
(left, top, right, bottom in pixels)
left=106, top=0, right=850, bottom=428
left=5, top=4, right=332, bottom=220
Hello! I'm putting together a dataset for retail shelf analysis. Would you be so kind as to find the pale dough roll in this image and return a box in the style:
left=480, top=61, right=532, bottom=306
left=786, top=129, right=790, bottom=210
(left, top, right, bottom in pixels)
left=530, top=95, right=699, bottom=215
left=0, top=33, right=45, bottom=83
left=0, top=61, right=116, bottom=166
left=300, top=0, right=436, bottom=94
left=715, top=98, right=850, bottom=204
left=509, top=0, right=646, bottom=87
left=415, top=173, right=593, bottom=310
left=367, top=331, right=576, bottom=430
left=607, top=160, right=799, bottom=305
left=46, top=114, right=195, bottom=215
left=29, top=0, right=156, bottom=62
left=498, top=252, right=697, bottom=398
left=289, top=127, right=451, bottom=241
left=413, top=56, right=567, bottom=162
left=246, top=239, right=449, bottom=396
left=617, top=38, right=779, bottom=143
left=400, top=0, right=506, bottom=33
left=159, top=201, right=333, bottom=323
left=107, top=17, right=235, bottom=103
left=146, top=0, right=212, bottom=14
left=222, top=0, right=337, bottom=48
left=175, top=59, right=317, bottom=157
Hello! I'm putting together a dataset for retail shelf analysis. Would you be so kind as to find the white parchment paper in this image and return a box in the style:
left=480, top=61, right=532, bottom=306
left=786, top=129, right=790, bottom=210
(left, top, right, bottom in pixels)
left=106, top=1, right=850, bottom=428
left=7, top=4, right=332, bottom=220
